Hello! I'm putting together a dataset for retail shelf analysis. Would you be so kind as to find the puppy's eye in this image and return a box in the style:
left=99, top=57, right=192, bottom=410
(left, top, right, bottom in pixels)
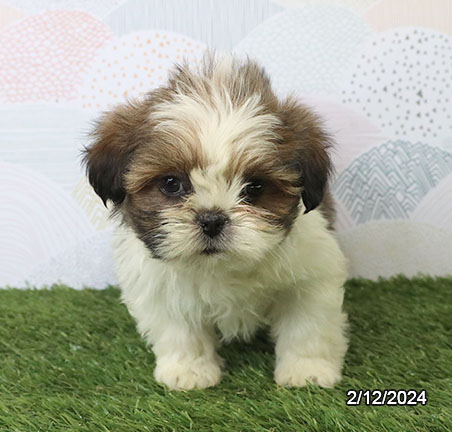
left=243, top=178, right=265, bottom=202
left=159, top=176, right=186, bottom=196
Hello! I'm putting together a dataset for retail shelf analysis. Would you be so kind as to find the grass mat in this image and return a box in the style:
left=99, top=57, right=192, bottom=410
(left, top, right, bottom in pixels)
left=0, top=277, right=451, bottom=431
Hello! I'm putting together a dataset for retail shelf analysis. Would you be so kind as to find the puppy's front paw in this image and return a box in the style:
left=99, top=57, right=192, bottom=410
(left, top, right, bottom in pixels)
left=154, top=356, right=222, bottom=390
left=275, top=356, right=342, bottom=388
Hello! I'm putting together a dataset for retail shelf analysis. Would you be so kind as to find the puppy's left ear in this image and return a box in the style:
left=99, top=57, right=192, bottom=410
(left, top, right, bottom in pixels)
left=279, top=100, right=333, bottom=213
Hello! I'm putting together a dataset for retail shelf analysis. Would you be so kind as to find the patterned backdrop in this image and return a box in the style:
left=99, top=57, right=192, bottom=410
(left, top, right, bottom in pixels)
left=1, top=0, right=451, bottom=289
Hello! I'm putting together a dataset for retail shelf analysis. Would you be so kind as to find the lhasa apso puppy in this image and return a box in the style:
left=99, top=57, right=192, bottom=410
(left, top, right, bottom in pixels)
left=83, top=55, right=348, bottom=390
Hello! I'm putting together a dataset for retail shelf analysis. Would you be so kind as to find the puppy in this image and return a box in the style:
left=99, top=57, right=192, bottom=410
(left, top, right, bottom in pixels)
left=83, top=55, right=348, bottom=390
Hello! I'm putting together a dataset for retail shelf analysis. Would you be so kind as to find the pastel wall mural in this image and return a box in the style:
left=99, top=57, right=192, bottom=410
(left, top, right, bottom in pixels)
left=1, top=0, right=451, bottom=288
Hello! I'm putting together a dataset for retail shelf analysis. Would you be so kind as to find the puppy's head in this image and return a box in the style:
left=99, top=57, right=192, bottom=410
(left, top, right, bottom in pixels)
left=83, top=55, right=332, bottom=264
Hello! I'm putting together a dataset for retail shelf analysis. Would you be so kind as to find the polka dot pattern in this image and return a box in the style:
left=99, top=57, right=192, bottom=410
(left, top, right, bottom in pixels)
left=0, top=11, right=113, bottom=103
left=338, top=29, right=452, bottom=145
left=77, top=31, right=206, bottom=110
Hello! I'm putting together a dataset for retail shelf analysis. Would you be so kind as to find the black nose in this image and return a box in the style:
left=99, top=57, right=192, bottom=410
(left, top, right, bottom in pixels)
left=197, top=211, right=228, bottom=238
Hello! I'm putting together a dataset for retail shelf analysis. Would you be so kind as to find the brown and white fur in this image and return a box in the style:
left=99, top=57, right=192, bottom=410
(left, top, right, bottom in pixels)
left=83, top=55, right=348, bottom=390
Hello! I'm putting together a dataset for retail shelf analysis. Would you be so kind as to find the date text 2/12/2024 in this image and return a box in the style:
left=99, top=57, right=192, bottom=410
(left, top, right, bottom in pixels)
left=346, top=389, right=428, bottom=406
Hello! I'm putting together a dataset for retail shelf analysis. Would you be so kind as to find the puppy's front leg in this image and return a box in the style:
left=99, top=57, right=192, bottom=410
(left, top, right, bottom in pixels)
left=271, top=281, right=348, bottom=388
left=152, top=321, right=223, bottom=390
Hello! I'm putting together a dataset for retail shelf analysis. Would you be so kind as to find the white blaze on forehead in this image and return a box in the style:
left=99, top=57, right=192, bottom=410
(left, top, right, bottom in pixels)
left=188, top=167, right=243, bottom=210
left=198, top=94, right=281, bottom=172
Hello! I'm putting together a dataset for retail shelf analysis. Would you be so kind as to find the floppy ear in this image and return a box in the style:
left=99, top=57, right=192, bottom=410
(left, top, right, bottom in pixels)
left=298, top=138, right=332, bottom=213
left=82, top=103, right=145, bottom=206
left=279, top=99, right=333, bottom=213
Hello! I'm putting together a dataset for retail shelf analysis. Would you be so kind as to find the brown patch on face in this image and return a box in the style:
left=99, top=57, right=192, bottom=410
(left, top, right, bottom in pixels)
left=123, top=131, right=204, bottom=195
left=240, top=178, right=301, bottom=230
left=123, top=185, right=169, bottom=258
left=123, top=174, right=192, bottom=258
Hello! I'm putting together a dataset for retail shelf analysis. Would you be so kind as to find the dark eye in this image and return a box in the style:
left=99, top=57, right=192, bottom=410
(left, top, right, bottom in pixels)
left=243, top=178, right=265, bottom=202
left=159, top=176, right=186, bottom=196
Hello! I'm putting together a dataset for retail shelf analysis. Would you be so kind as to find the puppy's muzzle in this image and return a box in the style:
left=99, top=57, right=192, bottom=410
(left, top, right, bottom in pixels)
left=196, top=210, right=229, bottom=238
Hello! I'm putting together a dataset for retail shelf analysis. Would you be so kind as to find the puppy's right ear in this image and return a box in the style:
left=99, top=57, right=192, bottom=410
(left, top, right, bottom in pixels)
left=82, top=103, right=144, bottom=206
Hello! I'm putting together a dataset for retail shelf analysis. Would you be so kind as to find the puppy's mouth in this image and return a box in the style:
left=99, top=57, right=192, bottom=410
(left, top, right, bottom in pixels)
left=200, top=238, right=228, bottom=256
left=201, top=246, right=222, bottom=255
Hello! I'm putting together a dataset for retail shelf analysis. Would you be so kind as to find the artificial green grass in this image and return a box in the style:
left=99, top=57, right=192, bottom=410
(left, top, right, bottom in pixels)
left=0, top=277, right=451, bottom=432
